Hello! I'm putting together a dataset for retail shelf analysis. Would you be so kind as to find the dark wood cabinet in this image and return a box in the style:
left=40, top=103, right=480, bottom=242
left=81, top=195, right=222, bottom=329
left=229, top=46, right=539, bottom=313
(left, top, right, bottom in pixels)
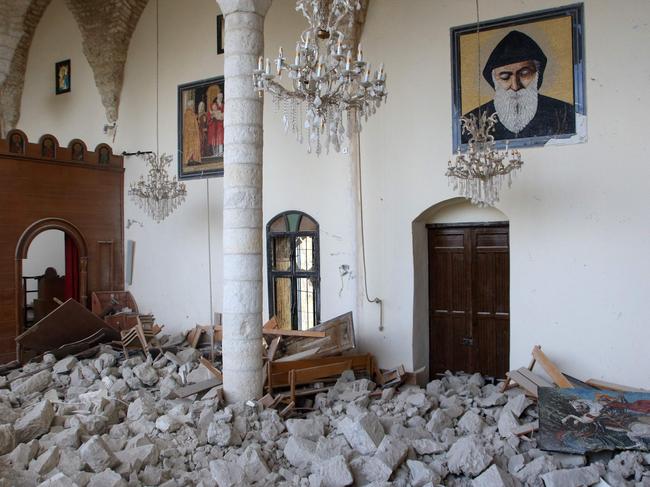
left=428, top=223, right=510, bottom=379
left=0, top=132, right=124, bottom=363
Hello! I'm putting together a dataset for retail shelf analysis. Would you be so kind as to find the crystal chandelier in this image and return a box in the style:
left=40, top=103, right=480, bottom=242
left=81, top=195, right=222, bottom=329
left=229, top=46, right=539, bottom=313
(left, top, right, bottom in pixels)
left=253, top=0, right=387, bottom=155
left=446, top=0, right=523, bottom=207
left=128, top=153, right=187, bottom=223
left=447, top=113, right=523, bottom=207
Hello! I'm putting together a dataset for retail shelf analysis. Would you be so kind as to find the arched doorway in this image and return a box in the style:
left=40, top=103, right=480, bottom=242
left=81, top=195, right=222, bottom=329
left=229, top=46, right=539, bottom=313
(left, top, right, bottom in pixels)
left=15, top=218, right=88, bottom=339
left=412, top=199, right=509, bottom=379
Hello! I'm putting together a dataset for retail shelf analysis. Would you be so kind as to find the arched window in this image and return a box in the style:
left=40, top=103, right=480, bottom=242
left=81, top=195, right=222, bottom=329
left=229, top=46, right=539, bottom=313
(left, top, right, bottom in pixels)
left=267, top=211, right=319, bottom=330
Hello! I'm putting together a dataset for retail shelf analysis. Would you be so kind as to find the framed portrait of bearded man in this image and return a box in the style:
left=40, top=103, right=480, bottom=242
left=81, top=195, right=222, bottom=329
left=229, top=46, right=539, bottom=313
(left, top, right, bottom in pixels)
left=177, top=76, right=225, bottom=179
left=450, top=3, right=585, bottom=150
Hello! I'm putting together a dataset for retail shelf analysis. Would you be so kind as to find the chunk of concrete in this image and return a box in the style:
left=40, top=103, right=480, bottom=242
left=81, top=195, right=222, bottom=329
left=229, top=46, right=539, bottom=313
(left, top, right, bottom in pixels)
left=11, top=370, right=51, bottom=395
left=374, top=435, right=408, bottom=473
left=503, top=394, right=532, bottom=418
left=37, top=472, right=80, bottom=487
left=209, top=459, right=245, bottom=487
left=498, top=410, right=520, bottom=438
left=286, top=418, right=324, bottom=440
left=9, top=439, right=40, bottom=470
left=426, top=409, right=452, bottom=434
left=237, top=445, right=269, bottom=484
left=283, top=436, right=318, bottom=467
left=446, top=435, right=493, bottom=477
left=14, top=399, right=55, bottom=443
left=458, top=410, right=485, bottom=434
left=339, top=412, right=385, bottom=454
left=315, top=455, right=353, bottom=487
left=87, top=468, right=127, bottom=487
left=53, top=356, right=78, bottom=374
left=472, top=465, right=521, bottom=487
left=133, top=363, right=158, bottom=386
left=0, top=424, right=15, bottom=455
left=29, top=446, right=60, bottom=475
left=79, top=435, right=119, bottom=473
left=540, top=465, right=601, bottom=487
left=407, top=459, right=441, bottom=487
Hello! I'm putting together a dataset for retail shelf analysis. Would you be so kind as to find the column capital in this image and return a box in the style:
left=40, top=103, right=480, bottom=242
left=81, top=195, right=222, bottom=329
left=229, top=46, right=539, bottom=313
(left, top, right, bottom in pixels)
left=216, top=0, right=272, bottom=16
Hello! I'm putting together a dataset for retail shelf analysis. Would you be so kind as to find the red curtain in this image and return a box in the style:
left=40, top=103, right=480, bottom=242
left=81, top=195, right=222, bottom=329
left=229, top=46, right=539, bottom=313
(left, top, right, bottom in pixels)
left=64, top=234, right=79, bottom=301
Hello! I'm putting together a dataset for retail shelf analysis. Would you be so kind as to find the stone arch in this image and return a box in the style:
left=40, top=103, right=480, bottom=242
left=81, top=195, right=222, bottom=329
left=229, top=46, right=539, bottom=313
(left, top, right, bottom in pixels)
left=15, top=218, right=89, bottom=342
left=411, top=198, right=508, bottom=377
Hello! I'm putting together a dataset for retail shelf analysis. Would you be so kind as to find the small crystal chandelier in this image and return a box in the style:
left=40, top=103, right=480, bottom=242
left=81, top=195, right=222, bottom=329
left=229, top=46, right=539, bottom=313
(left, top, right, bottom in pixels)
left=253, top=0, right=387, bottom=155
left=128, top=153, right=187, bottom=223
left=446, top=0, right=523, bottom=207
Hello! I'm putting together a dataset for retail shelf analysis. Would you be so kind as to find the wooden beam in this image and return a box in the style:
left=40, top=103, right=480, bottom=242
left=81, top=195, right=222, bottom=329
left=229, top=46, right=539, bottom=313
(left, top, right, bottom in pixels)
left=176, top=378, right=221, bottom=398
left=531, top=345, right=573, bottom=388
left=586, top=379, right=649, bottom=393
left=505, top=370, right=540, bottom=398
left=200, top=357, right=223, bottom=381
left=263, top=328, right=327, bottom=338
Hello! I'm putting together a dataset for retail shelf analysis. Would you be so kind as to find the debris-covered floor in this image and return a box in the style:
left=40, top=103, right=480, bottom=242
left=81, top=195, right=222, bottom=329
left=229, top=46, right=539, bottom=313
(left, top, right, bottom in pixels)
left=0, top=341, right=649, bottom=487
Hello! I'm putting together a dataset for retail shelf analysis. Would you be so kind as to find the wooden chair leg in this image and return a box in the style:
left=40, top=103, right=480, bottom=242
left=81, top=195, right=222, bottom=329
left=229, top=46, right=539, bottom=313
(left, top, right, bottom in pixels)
left=289, top=369, right=296, bottom=404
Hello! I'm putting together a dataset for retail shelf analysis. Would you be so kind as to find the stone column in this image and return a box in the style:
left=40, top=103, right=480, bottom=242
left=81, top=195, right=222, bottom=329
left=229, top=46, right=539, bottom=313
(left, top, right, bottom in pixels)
left=216, top=0, right=272, bottom=403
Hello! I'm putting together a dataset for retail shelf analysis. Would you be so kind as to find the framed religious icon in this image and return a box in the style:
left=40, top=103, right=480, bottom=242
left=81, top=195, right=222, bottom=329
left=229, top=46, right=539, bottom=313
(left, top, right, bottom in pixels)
left=177, top=76, right=225, bottom=179
left=217, top=14, right=225, bottom=54
left=55, top=59, right=71, bottom=95
left=451, top=4, right=585, bottom=150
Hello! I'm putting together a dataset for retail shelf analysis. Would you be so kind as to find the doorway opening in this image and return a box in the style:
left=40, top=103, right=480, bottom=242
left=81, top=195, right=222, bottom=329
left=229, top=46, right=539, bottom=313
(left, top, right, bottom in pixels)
left=427, top=222, right=510, bottom=379
left=15, top=218, right=88, bottom=336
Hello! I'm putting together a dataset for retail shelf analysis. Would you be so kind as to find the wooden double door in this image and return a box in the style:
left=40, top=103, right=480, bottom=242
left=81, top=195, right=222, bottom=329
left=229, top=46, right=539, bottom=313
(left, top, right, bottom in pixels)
left=428, top=223, right=510, bottom=379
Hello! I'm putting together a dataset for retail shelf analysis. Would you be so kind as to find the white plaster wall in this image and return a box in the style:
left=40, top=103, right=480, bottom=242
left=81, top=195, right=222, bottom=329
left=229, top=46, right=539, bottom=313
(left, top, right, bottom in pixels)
left=22, top=229, right=65, bottom=277
left=262, top=1, right=359, bottom=327
left=358, top=0, right=650, bottom=387
left=19, top=0, right=225, bottom=330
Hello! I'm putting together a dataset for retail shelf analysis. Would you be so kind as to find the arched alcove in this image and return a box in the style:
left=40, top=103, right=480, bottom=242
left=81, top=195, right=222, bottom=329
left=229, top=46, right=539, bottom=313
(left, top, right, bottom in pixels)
left=14, top=218, right=89, bottom=343
left=411, top=198, right=508, bottom=379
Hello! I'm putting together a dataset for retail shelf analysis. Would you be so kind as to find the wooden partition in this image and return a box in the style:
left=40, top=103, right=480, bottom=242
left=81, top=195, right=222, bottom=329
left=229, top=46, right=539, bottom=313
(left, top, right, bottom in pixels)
left=0, top=131, right=124, bottom=363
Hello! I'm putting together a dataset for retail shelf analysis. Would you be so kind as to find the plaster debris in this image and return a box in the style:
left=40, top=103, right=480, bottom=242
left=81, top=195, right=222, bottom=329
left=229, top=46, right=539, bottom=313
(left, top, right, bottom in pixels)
left=0, top=344, right=648, bottom=487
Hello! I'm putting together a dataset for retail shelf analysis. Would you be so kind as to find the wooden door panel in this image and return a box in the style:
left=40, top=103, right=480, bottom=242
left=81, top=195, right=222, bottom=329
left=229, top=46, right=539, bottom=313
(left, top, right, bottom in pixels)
left=429, top=223, right=509, bottom=379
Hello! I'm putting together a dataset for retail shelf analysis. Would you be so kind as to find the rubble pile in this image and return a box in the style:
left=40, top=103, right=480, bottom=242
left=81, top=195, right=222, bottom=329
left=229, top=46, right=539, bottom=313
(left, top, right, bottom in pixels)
left=0, top=344, right=649, bottom=486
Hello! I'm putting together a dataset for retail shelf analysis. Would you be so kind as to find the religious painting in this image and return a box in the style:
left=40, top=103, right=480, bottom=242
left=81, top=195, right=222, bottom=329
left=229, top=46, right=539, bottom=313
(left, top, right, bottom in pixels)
left=41, top=136, right=57, bottom=158
left=55, top=59, right=71, bottom=95
left=217, top=15, right=224, bottom=54
left=8, top=132, right=25, bottom=154
left=538, top=387, right=650, bottom=454
left=450, top=4, right=585, bottom=150
left=177, top=76, right=225, bottom=179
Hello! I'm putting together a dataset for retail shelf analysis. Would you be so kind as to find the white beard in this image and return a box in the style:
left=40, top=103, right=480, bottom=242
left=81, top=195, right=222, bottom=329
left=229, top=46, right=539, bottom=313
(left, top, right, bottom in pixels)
left=493, top=72, right=539, bottom=134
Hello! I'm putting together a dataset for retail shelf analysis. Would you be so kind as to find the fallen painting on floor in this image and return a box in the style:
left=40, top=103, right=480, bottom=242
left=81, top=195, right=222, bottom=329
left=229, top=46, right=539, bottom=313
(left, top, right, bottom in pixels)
left=538, top=387, right=650, bottom=454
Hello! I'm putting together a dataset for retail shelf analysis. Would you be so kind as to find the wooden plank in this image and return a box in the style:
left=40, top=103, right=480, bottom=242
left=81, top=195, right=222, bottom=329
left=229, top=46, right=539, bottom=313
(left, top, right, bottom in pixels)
left=263, top=316, right=279, bottom=330
left=274, top=347, right=321, bottom=362
left=176, top=378, right=221, bottom=398
left=200, top=357, right=223, bottom=381
left=267, top=336, right=281, bottom=362
left=518, top=367, right=555, bottom=388
left=263, top=328, right=327, bottom=338
left=292, top=361, right=352, bottom=386
left=282, top=312, right=355, bottom=358
left=512, top=420, right=539, bottom=436
left=16, top=299, right=120, bottom=353
left=506, top=370, right=539, bottom=398
left=530, top=346, right=573, bottom=388
left=586, top=379, right=649, bottom=393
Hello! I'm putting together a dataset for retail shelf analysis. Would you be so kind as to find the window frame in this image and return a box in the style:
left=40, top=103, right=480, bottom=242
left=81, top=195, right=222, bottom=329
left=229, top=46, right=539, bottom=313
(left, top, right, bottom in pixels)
left=266, top=211, right=320, bottom=330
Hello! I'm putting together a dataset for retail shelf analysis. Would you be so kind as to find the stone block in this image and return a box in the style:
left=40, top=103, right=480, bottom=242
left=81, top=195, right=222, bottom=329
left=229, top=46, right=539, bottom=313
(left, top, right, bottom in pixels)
left=29, top=446, right=60, bottom=475
left=14, top=399, right=54, bottom=443
left=407, top=459, right=441, bottom=487
left=0, top=424, right=15, bottom=455
left=446, top=435, right=493, bottom=477
left=11, top=370, right=51, bottom=395
left=315, top=455, right=353, bottom=487
left=79, top=435, right=119, bottom=473
left=458, top=410, right=485, bottom=434
left=286, top=418, right=324, bottom=441
left=472, top=465, right=521, bottom=487
left=53, top=356, right=78, bottom=374
left=237, top=445, right=269, bottom=483
left=540, top=465, right=601, bottom=487
left=209, top=459, right=245, bottom=487
left=426, top=409, right=452, bottom=434
left=37, top=472, right=79, bottom=487
left=339, top=412, right=385, bottom=455
left=374, top=435, right=408, bottom=473
left=283, top=436, right=317, bottom=467
left=87, top=468, right=127, bottom=487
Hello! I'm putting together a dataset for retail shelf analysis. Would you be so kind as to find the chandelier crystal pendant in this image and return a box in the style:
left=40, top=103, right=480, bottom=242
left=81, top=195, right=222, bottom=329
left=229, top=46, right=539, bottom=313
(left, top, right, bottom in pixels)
left=253, top=0, right=387, bottom=155
left=128, top=152, right=187, bottom=223
left=446, top=0, right=524, bottom=207
left=446, top=112, right=523, bottom=207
